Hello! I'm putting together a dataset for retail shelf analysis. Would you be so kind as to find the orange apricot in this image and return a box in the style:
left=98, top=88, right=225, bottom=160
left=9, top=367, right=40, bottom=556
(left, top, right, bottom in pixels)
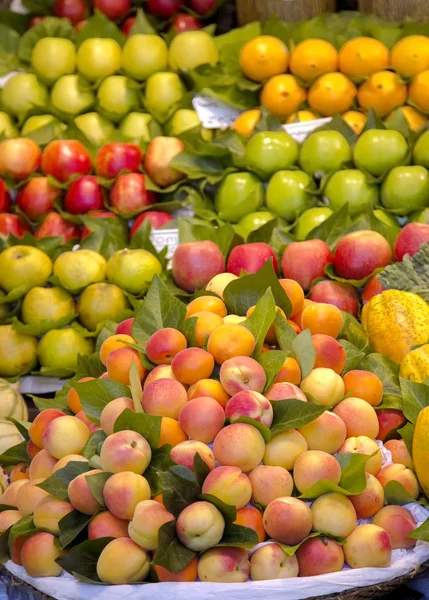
left=290, top=299, right=315, bottom=330
left=188, top=378, right=230, bottom=408
left=100, top=334, right=137, bottom=366
left=207, top=324, right=256, bottom=364
left=106, top=347, right=145, bottom=386
left=67, top=376, right=95, bottom=414
left=171, top=348, right=215, bottom=385
left=154, top=557, right=198, bottom=582
left=145, top=328, right=187, bottom=365
left=29, top=409, right=65, bottom=450
left=10, top=463, right=30, bottom=483
left=274, top=357, right=302, bottom=385
left=186, top=296, right=227, bottom=318
left=279, top=279, right=305, bottom=317
left=158, top=417, right=188, bottom=448
left=191, top=311, right=224, bottom=348
left=312, top=334, right=347, bottom=375
left=234, top=507, right=266, bottom=543
left=343, top=370, right=383, bottom=407
left=300, top=302, right=343, bottom=338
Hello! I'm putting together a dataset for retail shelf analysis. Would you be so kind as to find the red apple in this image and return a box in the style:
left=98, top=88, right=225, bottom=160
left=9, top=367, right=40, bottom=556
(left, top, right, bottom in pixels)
left=227, top=243, right=278, bottom=276
left=172, top=241, right=225, bottom=293
left=41, top=140, right=92, bottom=184
left=309, top=280, right=360, bottom=317
left=334, top=230, right=392, bottom=281
left=64, top=176, right=104, bottom=215
left=147, top=0, right=184, bottom=19
left=394, top=222, right=429, bottom=262
left=171, top=13, right=202, bottom=32
left=361, top=275, right=385, bottom=305
left=282, top=240, right=333, bottom=291
left=95, top=143, right=143, bottom=179
left=0, top=214, right=30, bottom=238
left=29, top=16, right=46, bottom=27
left=0, top=139, right=41, bottom=181
left=16, top=177, right=61, bottom=221
left=53, top=0, right=87, bottom=24
left=81, top=211, right=118, bottom=239
left=110, top=173, right=155, bottom=217
left=377, top=409, right=406, bottom=441
left=131, top=211, right=173, bottom=236
left=121, top=17, right=136, bottom=36
left=115, top=318, right=135, bottom=336
left=34, top=212, right=80, bottom=243
left=188, top=0, right=217, bottom=14
left=144, top=137, right=185, bottom=188
left=93, top=0, right=132, bottom=20
left=0, top=179, right=10, bottom=213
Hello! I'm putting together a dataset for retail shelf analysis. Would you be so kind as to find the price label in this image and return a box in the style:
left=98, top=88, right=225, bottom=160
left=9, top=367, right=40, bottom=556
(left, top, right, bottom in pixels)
left=283, top=118, right=332, bottom=142
left=150, top=228, right=180, bottom=259
left=193, top=94, right=241, bottom=130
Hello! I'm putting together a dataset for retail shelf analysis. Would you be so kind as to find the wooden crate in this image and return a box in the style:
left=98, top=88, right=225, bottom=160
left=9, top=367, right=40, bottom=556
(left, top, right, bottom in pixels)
left=359, top=0, right=429, bottom=21
left=236, top=0, right=336, bottom=25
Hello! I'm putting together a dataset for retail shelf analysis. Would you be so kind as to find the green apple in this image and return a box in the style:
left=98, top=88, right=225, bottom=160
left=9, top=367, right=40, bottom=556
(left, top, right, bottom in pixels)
left=165, top=109, right=212, bottom=141
left=0, top=246, right=52, bottom=292
left=169, top=31, right=219, bottom=71
left=97, top=76, right=140, bottom=123
left=77, top=38, right=122, bottom=82
left=37, top=328, right=94, bottom=371
left=215, top=172, right=264, bottom=223
left=266, top=170, right=313, bottom=222
left=409, top=207, right=429, bottom=223
left=51, top=74, right=95, bottom=117
left=74, top=112, right=115, bottom=147
left=144, top=72, right=185, bottom=122
left=299, top=130, right=352, bottom=176
left=21, top=287, right=75, bottom=325
left=245, top=131, right=299, bottom=180
left=31, top=37, right=76, bottom=85
left=106, top=249, right=163, bottom=295
left=235, top=211, right=275, bottom=240
left=122, top=34, right=168, bottom=81
left=53, top=249, right=107, bottom=293
left=21, top=115, right=66, bottom=137
left=381, top=165, right=429, bottom=215
left=119, top=112, right=162, bottom=142
left=354, top=129, right=409, bottom=176
left=294, top=207, right=333, bottom=240
left=373, top=208, right=401, bottom=229
left=2, top=74, right=48, bottom=118
left=77, top=282, right=130, bottom=332
left=0, top=112, right=19, bottom=138
left=413, top=130, right=429, bottom=169
left=0, top=325, right=37, bottom=377
left=324, top=169, right=379, bottom=217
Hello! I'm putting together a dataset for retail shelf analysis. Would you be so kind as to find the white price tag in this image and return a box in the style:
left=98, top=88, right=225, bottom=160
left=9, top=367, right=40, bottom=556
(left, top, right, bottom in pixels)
left=150, top=228, right=179, bottom=259
left=193, top=94, right=241, bottom=130
left=283, top=117, right=332, bottom=142
left=9, top=0, right=29, bottom=13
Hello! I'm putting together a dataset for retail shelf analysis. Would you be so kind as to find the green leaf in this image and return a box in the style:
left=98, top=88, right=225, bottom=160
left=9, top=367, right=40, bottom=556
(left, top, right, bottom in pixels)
left=337, top=453, right=372, bottom=495
left=75, top=353, right=105, bottom=379
left=291, top=329, right=316, bottom=379
left=181, top=317, right=198, bottom=348
left=219, top=523, right=259, bottom=549
left=234, top=416, right=272, bottom=443
left=130, top=8, right=156, bottom=36
left=18, top=17, right=76, bottom=63
left=152, top=521, right=196, bottom=573
left=0, top=441, right=29, bottom=467
left=74, top=379, right=131, bottom=424
left=30, top=392, right=69, bottom=412
left=86, top=472, right=112, bottom=507
left=274, top=312, right=297, bottom=354
left=95, top=321, right=117, bottom=352
left=378, top=242, right=429, bottom=301
left=0, top=285, right=31, bottom=304
left=75, top=12, right=125, bottom=47
left=241, top=288, right=276, bottom=357
left=160, top=467, right=201, bottom=517
left=6, top=418, right=30, bottom=440
left=0, top=526, right=11, bottom=564
left=339, top=312, right=373, bottom=354
left=325, top=263, right=382, bottom=289
left=307, top=204, right=351, bottom=250
left=200, top=493, right=236, bottom=523
left=259, top=350, right=289, bottom=393
left=224, top=261, right=292, bottom=317
left=8, top=516, right=38, bottom=555
left=400, top=378, right=429, bottom=424
left=407, top=517, right=429, bottom=542
left=56, top=537, right=114, bottom=583
left=145, top=445, right=176, bottom=496
left=399, top=422, right=415, bottom=456
left=132, top=275, right=186, bottom=345
left=79, top=216, right=129, bottom=260
left=360, top=354, right=402, bottom=404
left=384, top=480, right=418, bottom=506
left=37, top=461, right=90, bottom=500
left=0, top=25, right=20, bottom=76
left=270, top=400, right=326, bottom=436
left=340, top=340, right=365, bottom=374
left=59, top=510, right=93, bottom=548
left=276, top=532, right=346, bottom=556
left=12, top=312, right=76, bottom=337
left=193, top=453, right=210, bottom=489
left=113, top=408, right=162, bottom=450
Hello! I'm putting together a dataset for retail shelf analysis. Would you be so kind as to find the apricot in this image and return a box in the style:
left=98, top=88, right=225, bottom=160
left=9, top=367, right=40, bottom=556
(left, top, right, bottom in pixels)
left=0, top=510, right=22, bottom=533
left=205, top=273, right=238, bottom=300
left=385, top=439, right=414, bottom=470
left=67, top=376, right=94, bottom=413
left=247, top=305, right=286, bottom=344
left=171, top=347, right=214, bottom=385
left=333, top=397, right=379, bottom=439
left=263, top=429, right=308, bottom=470
left=344, top=524, right=392, bottom=568
left=76, top=409, right=99, bottom=433
left=234, top=506, right=266, bottom=543
left=296, top=537, right=345, bottom=577
left=376, top=463, right=420, bottom=499
left=343, top=369, right=383, bottom=407
left=177, top=501, right=225, bottom=551
left=100, top=334, right=137, bottom=365
left=300, top=368, right=345, bottom=406
left=207, top=324, right=256, bottom=364
left=100, top=429, right=152, bottom=474
left=349, top=473, right=385, bottom=519
left=103, top=471, right=151, bottom=520
left=28, top=449, right=58, bottom=480
left=301, top=302, right=343, bottom=338
left=298, top=411, right=346, bottom=453
left=279, top=278, right=305, bottom=317
left=338, top=436, right=382, bottom=476
left=201, top=465, right=252, bottom=509
left=143, top=364, right=177, bottom=388
left=154, top=557, right=198, bottom=582
left=311, top=492, right=357, bottom=537
left=88, top=511, right=130, bottom=540
left=220, top=356, right=266, bottom=395
left=263, top=497, right=313, bottom=545
left=293, top=450, right=342, bottom=494
left=97, top=537, right=150, bottom=584
left=68, top=469, right=103, bottom=515
left=16, top=478, right=52, bottom=517
left=26, top=440, right=41, bottom=459
left=33, top=497, right=74, bottom=535
left=106, top=347, right=145, bottom=386
left=100, top=397, right=134, bottom=435
left=198, top=547, right=250, bottom=583
left=159, top=417, right=187, bottom=448
left=42, top=415, right=90, bottom=459
left=52, top=454, right=88, bottom=472
left=187, top=295, right=227, bottom=318
left=274, top=357, right=302, bottom=385
left=179, top=396, right=225, bottom=443
left=251, top=543, right=299, bottom=580
left=145, top=328, right=187, bottom=365
left=171, top=440, right=215, bottom=472
left=291, top=299, right=315, bottom=329
left=10, top=463, right=30, bottom=483
left=142, top=378, right=188, bottom=419
left=312, top=334, right=347, bottom=375
left=372, top=505, right=417, bottom=549
left=249, top=465, right=293, bottom=506
left=188, top=378, right=230, bottom=408
left=265, top=382, right=307, bottom=402
left=191, top=311, right=224, bottom=348
left=225, top=390, right=273, bottom=427
left=0, top=480, right=28, bottom=507
left=10, top=535, right=27, bottom=566
left=213, top=423, right=265, bottom=472
left=129, top=500, right=174, bottom=550
left=29, top=408, right=65, bottom=449
left=21, top=532, right=64, bottom=577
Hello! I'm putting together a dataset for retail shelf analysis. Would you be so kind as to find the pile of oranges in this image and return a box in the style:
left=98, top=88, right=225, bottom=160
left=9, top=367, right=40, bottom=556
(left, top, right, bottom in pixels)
left=233, top=34, right=429, bottom=135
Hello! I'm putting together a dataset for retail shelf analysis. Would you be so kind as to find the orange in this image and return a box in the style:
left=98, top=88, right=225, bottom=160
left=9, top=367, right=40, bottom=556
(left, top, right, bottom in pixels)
left=308, top=72, right=356, bottom=116
left=231, top=108, right=261, bottom=136
left=342, top=110, right=367, bottom=134
left=261, top=74, right=306, bottom=119
left=339, top=37, right=390, bottom=78
left=358, top=71, right=407, bottom=117
left=286, top=110, right=318, bottom=123
left=397, top=106, right=427, bottom=130
left=239, top=35, right=289, bottom=83
left=391, top=36, right=429, bottom=79
left=290, top=39, right=338, bottom=82
left=408, top=70, right=429, bottom=114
